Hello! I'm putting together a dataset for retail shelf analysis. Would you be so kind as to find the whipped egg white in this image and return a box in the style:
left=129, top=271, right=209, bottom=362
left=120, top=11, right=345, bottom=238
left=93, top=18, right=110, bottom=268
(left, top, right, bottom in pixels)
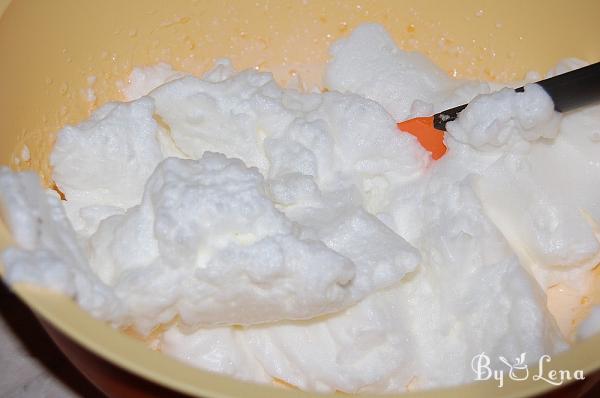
left=1, top=23, right=599, bottom=393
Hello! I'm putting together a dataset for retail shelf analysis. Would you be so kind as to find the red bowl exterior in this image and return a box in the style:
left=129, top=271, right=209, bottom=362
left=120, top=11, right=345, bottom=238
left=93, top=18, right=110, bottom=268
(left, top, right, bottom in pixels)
left=39, top=319, right=193, bottom=398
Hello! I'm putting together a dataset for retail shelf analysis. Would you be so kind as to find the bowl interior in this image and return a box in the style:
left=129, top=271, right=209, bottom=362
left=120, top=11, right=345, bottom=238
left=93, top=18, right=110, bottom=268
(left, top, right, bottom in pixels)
left=0, top=1, right=599, bottom=397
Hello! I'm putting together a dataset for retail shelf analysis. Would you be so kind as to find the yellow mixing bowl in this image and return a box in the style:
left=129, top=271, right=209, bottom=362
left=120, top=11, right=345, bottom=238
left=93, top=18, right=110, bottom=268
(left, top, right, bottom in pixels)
left=1, top=1, right=599, bottom=397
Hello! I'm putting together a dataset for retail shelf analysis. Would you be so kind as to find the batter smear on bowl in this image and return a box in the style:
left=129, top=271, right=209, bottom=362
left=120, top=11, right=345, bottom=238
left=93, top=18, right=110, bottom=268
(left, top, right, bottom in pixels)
left=1, top=24, right=599, bottom=393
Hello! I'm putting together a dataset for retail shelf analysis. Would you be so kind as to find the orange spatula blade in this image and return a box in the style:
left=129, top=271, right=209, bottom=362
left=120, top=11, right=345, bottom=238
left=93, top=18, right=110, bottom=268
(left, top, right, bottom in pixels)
left=397, top=117, right=447, bottom=160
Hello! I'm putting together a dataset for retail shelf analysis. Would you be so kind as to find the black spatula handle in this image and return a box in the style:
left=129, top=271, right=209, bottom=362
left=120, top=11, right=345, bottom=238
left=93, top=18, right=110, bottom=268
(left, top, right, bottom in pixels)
left=433, top=62, right=600, bottom=131
left=535, top=61, right=600, bottom=112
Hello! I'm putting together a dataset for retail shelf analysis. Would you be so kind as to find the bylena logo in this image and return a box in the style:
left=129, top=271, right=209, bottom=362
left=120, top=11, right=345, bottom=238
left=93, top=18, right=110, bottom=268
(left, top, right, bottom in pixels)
left=471, top=352, right=585, bottom=388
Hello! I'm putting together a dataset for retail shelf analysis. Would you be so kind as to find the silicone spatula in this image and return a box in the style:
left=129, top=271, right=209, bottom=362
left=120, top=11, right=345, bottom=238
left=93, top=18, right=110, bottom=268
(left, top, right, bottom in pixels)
left=397, top=61, right=600, bottom=160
